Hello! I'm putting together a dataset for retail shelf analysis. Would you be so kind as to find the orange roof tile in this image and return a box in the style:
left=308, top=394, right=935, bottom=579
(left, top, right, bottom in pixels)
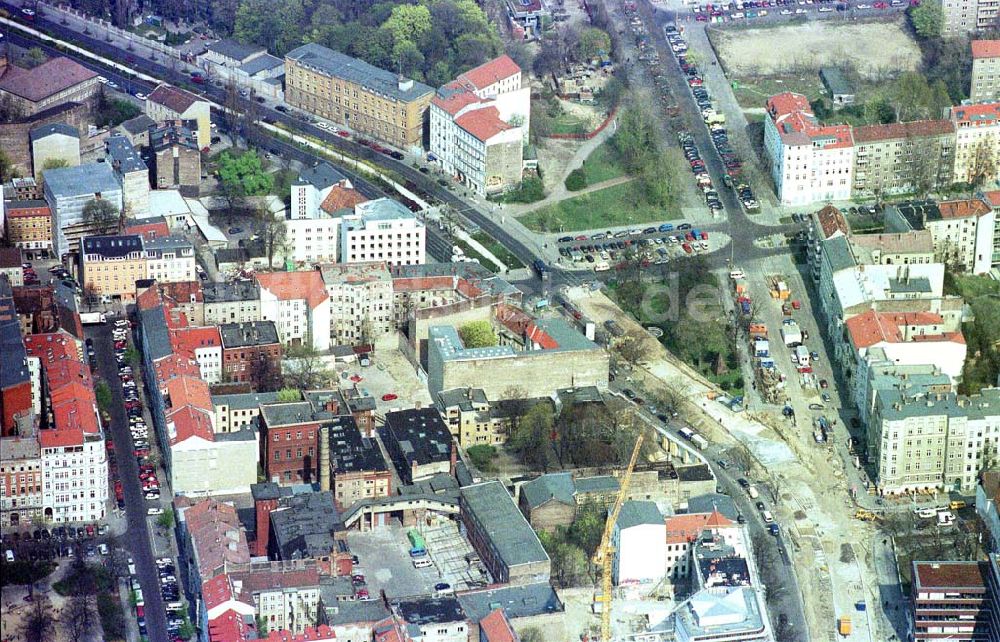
left=845, top=309, right=951, bottom=349
left=207, top=608, right=253, bottom=642
left=665, top=511, right=734, bottom=544
left=981, top=190, right=1000, bottom=207
left=202, top=574, right=237, bottom=612
left=951, top=102, right=1000, bottom=125
left=431, top=84, right=483, bottom=116
left=165, top=375, right=213, bottom=414
left=168, top=405, right=214, bottom=445
left=972, top=40, right=1000, bottom=58
left=125, top=220, right=171, bottom=241
left=455, top=106, right=514, bottom=142
left=938, top=198, right=991, bottom=219
left=457, top=55, right=521, bottom=91
left=853, top=119, right=955, bottom=142
left=264, top=625, right=336, bottom=642
left=256, top=271, right=329, bottom=309
left=479, top=609, right=517, bottom=642
left=815, top=205, right=849, bottom=240
left=320, top=184, right=368, bottom=215
left=154, top=353, right=201, bottom=383
left=172, top=326, right=222, bottom=353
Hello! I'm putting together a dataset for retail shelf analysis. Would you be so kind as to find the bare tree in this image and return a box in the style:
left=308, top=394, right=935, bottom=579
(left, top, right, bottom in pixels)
left=20, top=594, right=55, bottom=642
left=65, top=593, right=95, bottom=642
left=967, top=140, right=997, bottom=195
left=254, top=209, right=288, bottom=269
left=282, top=343, right=331, bottom=390
left=614, top=330, right=653, bottom=368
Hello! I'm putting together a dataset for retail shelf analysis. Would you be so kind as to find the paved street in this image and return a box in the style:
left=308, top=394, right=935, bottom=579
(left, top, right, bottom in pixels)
left=87, top=324, right=169, bottom=642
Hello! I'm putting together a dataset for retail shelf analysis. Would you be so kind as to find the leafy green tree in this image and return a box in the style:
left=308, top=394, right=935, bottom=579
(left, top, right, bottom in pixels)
left=385, top=4, right=433, bottom=41
left=507, top=403, right=553, bottom=471
left=42, top=158, right=70, bottom=171
left=94, top=382, right=112, bottom=414
left=466, top=445, right=497, bottom=472
left=576, top=27, right=611, bottom=60
left=156, top=508, right=175, bottom=530
left=567, top=500, right=604, bottom=557
left=95, top=94, right=140, bottom=128
left=234, top=0, right=304, bottom=56
left=863, top=94, right=895, bottom=124
left=276, top=388, right=302, bottom=402
left=0, top=149, right=15, bottom=182
left=217, top=151, right=274, bottom=198
left=81, top=199, right=120, bottom=236
left=458, top=320, right=498, bottom=347
left=908, top=2, right=943, bottom=39
left=565, top=169, right=587, bottom=191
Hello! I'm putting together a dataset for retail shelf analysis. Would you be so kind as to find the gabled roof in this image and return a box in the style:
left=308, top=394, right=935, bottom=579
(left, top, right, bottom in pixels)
left=845, top=309, right=951, bottom=349
left=320, top=184, right=368, bottom=214
left=148, top=84, right=203, bottom=114
left=478, top=609, right=517, bottom=642
left=205, top=39, right=265, bottom=63
left=285, top=43, right=433, bottom=102
left=29, top=122, right=79, bottom=142
left=852, top=119, right=954, bottom=142
left=456, top=55, right=521, bottom=91
left=256, top=271, right=329, bottom=309
left=455, top=107, right=515, bottom=142
left=165, top=374, right=213, bottom=414
left=938, top=198, right=991, bottom=219
left=299, top=162, right=346, bottom=191
left=616, top=500, right=662, bottom=530
left=0, top=57, right=97, bottom=102
left=520, top=472, right=575, bottom=509
left=815, top=205, right=849, bottom=240
left=665, top=510, right=734, bottom=544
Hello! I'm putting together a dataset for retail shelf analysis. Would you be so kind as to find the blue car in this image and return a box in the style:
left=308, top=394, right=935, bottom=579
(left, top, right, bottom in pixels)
left=659, top=223, right=675, bottom=232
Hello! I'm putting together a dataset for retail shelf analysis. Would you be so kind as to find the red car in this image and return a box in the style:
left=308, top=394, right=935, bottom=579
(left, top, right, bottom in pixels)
left=356, top=588, right=370, bottom=599
left=381, top=393, right=398, bottom=402
left=337, top=131, right=350, bottom=138
left=350, top=374, right=363, bottom=383
left=682, top=243, right=693, bottom=254
left=791, top=300, right=801, bottom=310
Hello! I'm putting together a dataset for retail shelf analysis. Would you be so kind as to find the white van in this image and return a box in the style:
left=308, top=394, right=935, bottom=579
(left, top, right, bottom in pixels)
left=412, top=558, right=433, bottom=569
left=729, top=268, right=745, bottom=280
left=747, top=485, right=759, bottom=499
left=761, top=510, right=774, bottom=523
left=594, top=261, right=610, bottom=272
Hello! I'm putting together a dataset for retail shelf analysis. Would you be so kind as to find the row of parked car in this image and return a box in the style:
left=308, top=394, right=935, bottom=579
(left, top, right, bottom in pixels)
left=667, top=26, right=760, bottom=213
left=133, top=556, right=186, bottom=640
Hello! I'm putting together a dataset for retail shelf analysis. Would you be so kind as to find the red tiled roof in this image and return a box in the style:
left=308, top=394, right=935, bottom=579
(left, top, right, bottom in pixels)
left=0, top=57, right=97, bottom=102
left=168, top=404, right=215, bottom=445
left=148, top=84, right=202, bottom=114
left=913, top=561, right=988, bottom=589
left=455, top=107, right=514, bottom=142
left=845, top=310, right=950, bottom=349
left=153, top=353, right=201, bottom=384
left=457, top=55, right=521, bottom=91
left=25, top=332, right=100, bottom=447
left=951, top=102, right=1000, bottom=125
left=202, top=575, right=236, bottom=612
left=525, top=322, right=558, bottom=350
left=232, top=567, right=319, bottom=593
left=5, top=203, right=51, bottom=218
left=320, top=184, right=368, bottom=214
left=981, top=190, right=1000, bottom=207
left=165, top=375, right=213, bottom=415
left=172, top=326, right=222, bottom=353
left=136, top=286, right=164, bottom=312
left=159, top=281, right=204, bottom=305
left=766, top=92, right=811, bottom=118
left=125, top=220, right=171, bottom=241
left=479, top=609, right=517, bottom=642
left=972, top=39, right=1000, bottom=59
left=256, top=271, right=329, bottom=309
left=767, top=92, right=853, bottom=148
left=431, top=83, right=483, bottom=116
left=852, top=119, right=955, bottom=143
left=207, top=608, right=253, bottom=642
left=665, top=510, right=733, bottom=544
left=815, top=205, right=849, bottom=240
left=185, top=499, right=250, bottom=580
left=938, top=198, right=992, bottom=219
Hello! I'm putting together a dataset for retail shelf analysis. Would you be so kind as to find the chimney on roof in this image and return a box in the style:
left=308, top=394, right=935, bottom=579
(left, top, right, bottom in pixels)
left=398, top=76, right=413, bottom=92
left=319, top=424, right=331, bottom=492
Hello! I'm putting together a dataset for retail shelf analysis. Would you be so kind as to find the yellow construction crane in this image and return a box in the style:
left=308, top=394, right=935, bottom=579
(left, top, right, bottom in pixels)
left=592, top=435, right=644, bottom=642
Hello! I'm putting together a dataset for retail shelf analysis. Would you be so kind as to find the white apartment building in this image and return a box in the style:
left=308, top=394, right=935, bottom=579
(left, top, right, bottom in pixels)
left=145, top=235, right=198, bottom=284
left=429, top=55, right=530, bottom=196
left=951, top=102, right=1000, bottom=185
left=289, top=162, right=349, bottom=220
left=764, top=92, right=854, bottom=207
left=41, top=435, right=108, bottom=523
left=286, top=217, right=340, bottom=265
left=612, top=501, right=665, bottom=587
left=664, top=510, right=736, bottom=582
left=340, top=198, right=425, bottom=267
left=942, top=0, right=1000, bottom=36
left=320, top=262, right=393, bottom=347
left=885, top=199, right=996, bottom=275
left=256, top=271, right=331, bottom=352
left=844, top=309, right=968, bottom=383
left=172, top=327, right=224, bottom=385
left=871, top=388, right=1000, bottom=494
left=233, top=571, right=321, bottom=635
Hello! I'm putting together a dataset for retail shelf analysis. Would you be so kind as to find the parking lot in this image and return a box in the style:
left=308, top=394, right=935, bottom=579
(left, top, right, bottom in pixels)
left=346, top=525, right=444, bottom=599
left=555, top=223, right=721, bottom=270
left=423, top=524, right=490, bottom=592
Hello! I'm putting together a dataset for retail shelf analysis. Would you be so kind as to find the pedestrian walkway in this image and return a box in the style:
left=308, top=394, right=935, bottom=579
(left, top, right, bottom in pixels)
left=513, top=175, right=635, bottom=216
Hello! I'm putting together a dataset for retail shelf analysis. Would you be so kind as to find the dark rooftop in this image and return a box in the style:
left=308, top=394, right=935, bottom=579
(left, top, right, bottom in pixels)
left=205, top=38, right=265, bottom=62
left=29, top=122, right=79, bottom=142
left=328, top=415, right=387, bottom=474
left=106, top=135, right=148, bottom=174
left=393, top=596, right=466, bottom=626
left=676, top=464, right=714, bottom=482
left=203, top=280, right=259, bottom=303
left=139, top=306, right=172, bottom=360
left=269, top=490, right=342, bottom=560
left=457, top=582, right=564, bottom=622
left=460, top=481, right=549, bottom=569
left=219, top=321, right=279, bottom=349
left=383, top=408, right=454, bottom=467
left=299, top=162, right=347, bottom=191
left=286, top=43, right=433, bottom=102
left=82, top=235, right=143, bottom=259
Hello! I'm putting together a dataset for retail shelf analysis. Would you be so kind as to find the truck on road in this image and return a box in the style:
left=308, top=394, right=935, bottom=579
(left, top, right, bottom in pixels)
left=80, top=312, right=107, bottom=325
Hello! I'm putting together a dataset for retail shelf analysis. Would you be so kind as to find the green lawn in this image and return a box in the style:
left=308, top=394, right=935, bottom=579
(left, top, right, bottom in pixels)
left=471, top=231, right=525, bottom=269
left=581, top=142, right=626, bottom=185
left=550, top=112, right=594, bottom=136
left=519, top=181, right=674, bottom=232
